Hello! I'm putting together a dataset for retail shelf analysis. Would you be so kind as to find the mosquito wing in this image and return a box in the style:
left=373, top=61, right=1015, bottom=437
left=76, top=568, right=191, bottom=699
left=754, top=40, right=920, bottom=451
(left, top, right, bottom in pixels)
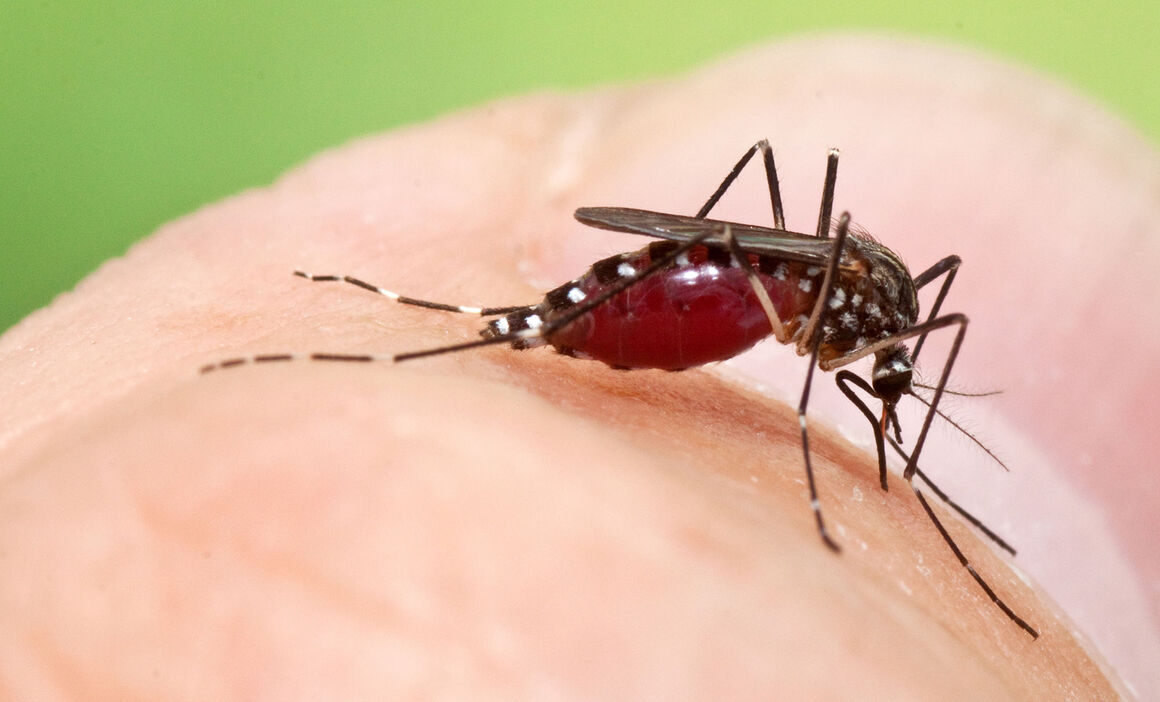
left=575, top=207, right=845, bottom=266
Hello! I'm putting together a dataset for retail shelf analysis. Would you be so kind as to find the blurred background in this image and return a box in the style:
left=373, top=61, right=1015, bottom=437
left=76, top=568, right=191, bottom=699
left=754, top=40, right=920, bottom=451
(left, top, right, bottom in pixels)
left=1, top=1, right=1156, bottom=333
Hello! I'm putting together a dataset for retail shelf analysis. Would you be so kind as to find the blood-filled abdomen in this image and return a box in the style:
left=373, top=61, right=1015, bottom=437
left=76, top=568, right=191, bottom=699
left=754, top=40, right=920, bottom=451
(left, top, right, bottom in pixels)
left=542, top=242, right=819, bottom=370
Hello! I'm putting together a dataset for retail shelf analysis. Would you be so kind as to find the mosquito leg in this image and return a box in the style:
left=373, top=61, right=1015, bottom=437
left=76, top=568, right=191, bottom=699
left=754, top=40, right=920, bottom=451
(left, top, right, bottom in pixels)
left=901, top=314, right=967, bottom=481
left=908, top=255, right=960, bottom=363
left=912, top=486, right=1039, bottom=638
left=199, top=351, right=391, bottom=374
left=835, top=370, right=890, bottom=491
left=695, top=139, right=785, bottom=228
left=793, top=211, right=854, bottom=547
left=798, top=344, right=840, bottom=552
left=902, top=448, right=1016, bottom=556
left=293, top=270, right=526, bottom=316
left=720, top=225, right=788, bottom=343
left=814, top=149, right=840, bottom=239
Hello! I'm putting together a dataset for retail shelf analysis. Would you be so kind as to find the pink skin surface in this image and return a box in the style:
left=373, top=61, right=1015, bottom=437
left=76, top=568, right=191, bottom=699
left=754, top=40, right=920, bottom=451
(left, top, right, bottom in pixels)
left=0, top=36, right=1153, bottom=700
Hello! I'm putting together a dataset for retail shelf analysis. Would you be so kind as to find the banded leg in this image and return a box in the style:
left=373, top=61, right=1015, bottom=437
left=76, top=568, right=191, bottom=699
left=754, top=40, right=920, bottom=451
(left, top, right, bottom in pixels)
left=293, top=270, right=526, bottom=316
left=794, top=212, right=855, bottom=551
left=199, top=351, right=391, bottom=374
left=199, top=271, right=532, bottom=372
left=798, top=342, right=841, bottom=552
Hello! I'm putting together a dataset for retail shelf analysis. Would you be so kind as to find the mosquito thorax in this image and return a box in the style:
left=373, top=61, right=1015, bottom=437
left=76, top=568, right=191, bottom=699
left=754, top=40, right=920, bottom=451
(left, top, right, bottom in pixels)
left=871, top=345, right=913, bottom=402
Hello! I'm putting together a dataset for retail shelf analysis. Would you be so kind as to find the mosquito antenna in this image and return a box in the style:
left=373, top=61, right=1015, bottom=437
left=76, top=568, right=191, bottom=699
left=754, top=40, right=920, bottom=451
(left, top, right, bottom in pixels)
left=905, top=389, right=1009, bottom=472
left=913, top=381, right=1002, bottom=398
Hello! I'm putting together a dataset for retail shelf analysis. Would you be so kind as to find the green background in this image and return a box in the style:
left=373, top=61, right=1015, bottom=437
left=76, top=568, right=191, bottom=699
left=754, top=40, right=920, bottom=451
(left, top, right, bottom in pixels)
left=2, top=2, right=1156, bottom=333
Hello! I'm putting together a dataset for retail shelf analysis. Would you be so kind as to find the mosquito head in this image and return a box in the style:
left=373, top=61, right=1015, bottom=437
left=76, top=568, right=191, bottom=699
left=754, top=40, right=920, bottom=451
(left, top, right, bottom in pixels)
left=871, top=345, right=913, bottom=405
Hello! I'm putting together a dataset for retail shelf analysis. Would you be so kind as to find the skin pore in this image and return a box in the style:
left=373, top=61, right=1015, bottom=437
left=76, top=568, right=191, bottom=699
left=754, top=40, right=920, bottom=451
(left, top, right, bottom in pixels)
left=0, top=36, right=1149, bottom=700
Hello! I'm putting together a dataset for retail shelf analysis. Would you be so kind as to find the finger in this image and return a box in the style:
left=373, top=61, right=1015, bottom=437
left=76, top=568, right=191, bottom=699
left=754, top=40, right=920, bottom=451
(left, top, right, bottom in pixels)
left=0, top=36, right=1139, bottom=699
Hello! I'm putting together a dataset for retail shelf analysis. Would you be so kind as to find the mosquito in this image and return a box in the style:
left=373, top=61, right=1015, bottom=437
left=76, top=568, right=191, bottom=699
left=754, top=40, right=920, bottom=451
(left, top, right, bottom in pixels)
left=202, top=141, right=1038, bottom=638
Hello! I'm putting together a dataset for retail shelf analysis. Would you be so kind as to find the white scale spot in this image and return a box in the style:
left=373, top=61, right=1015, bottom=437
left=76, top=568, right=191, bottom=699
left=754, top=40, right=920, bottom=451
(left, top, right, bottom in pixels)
left=494, top=317, right=510, bottom=334
left=828, top=288, right=846, bottom=309
left=865, top=303, right=881, bottom=319
left=806, top=266, right=821, bottom=276
left=851, top=293, right=863, bottom=307
left=566, top=287, right=586, bottom=303
left=840, top=311, right=858, bottom=329
left=525, top=314, right=543, bottom=330
left=798, top=278, right=813, bottom=293
left=773, top=263, right=788, bottom=281
left=617, top=262, right=636, bottom=278
left=379, top=288, right=401, bottom=300
left=675, top=251, right=691, bottom=267
left=458, top=305, right=483, bottom=314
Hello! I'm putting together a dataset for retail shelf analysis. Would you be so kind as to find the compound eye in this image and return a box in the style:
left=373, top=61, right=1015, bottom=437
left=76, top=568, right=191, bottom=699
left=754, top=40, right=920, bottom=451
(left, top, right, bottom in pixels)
left=872, top=349, right=913, bottom=401
left=872, top=367, right=912, bottom=401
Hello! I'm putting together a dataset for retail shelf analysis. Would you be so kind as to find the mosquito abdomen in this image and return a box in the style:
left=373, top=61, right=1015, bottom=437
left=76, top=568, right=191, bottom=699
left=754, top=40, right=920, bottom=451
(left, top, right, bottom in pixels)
left=510, top=241, right=819, bottom=370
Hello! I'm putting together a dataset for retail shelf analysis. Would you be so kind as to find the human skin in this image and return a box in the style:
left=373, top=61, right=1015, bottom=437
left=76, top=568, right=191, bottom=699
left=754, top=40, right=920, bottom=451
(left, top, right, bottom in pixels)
left=0, top=36, right=1150, bottom=699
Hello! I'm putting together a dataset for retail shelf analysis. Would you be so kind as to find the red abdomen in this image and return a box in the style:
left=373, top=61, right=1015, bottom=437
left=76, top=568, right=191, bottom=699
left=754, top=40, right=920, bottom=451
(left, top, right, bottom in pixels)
left=542, top=242, right=819, bottom=370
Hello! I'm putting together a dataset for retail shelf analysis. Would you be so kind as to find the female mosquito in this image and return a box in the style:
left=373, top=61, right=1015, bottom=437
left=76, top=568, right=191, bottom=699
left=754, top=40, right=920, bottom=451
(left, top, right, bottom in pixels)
left=202, top=141, right=1038, bottom=638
